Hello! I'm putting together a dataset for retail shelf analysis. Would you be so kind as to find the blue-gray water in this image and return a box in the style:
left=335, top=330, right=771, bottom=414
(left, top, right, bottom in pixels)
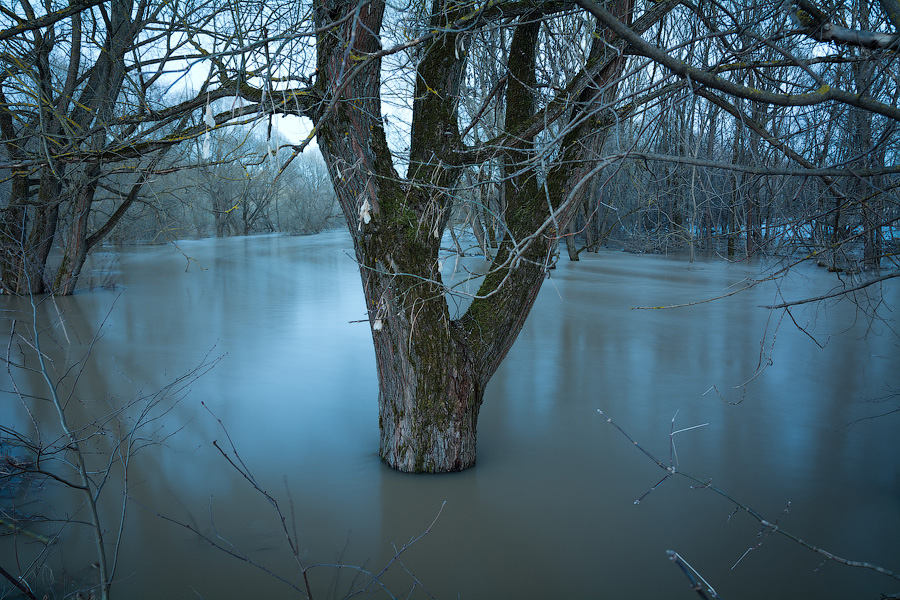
left=2, top=230, right=898, bottom=599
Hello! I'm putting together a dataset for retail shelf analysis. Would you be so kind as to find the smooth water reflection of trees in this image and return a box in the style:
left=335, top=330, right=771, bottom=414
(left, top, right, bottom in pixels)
left=6, top=232, right=896, bottom=599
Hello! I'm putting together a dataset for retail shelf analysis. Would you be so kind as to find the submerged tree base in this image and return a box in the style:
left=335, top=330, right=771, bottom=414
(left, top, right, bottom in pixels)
left=376, top=350, right=483, bottom=473
left=379, top=397, right=480, bottom=473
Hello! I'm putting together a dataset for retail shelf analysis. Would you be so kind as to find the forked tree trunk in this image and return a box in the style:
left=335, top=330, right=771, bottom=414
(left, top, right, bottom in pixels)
left=2, top=0, right=137, bottom=297
left=313, top=0, right=641, bottom=472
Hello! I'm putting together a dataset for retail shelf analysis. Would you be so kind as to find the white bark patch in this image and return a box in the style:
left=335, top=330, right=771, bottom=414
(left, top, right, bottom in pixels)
left=358, top=198, right=372, bottom=231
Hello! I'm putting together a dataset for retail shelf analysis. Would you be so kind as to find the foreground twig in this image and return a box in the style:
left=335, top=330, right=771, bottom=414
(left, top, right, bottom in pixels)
left=133, top=405, right=446, bottom=599
left=762, top=272, right=900, bottom=310
left=598, top=410, right=900, bottom=582
left=128, top=496, right=309, bottom=595
left=667, top=550, right=723, bottom=600
left=304, top=501, right=446, bottom=599
left=29, top=294, right=112, bottom=600
left=0, top=562, right=38, bottom=600
left=203, top=400, right=315, bottom=599
left=3, top=293, right=219, bottom=600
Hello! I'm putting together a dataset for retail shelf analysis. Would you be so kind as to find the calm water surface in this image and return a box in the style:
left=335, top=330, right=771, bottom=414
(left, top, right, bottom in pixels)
left=2, top=230, right=898, bottom=599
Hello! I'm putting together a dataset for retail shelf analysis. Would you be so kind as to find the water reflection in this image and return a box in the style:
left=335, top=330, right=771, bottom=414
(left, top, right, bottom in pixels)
left=1, top=231, right=898, bottom=599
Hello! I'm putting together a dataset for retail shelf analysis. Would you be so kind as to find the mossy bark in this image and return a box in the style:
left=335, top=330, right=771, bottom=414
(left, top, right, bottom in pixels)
left=0, top=177, right=41, bottom=295
left=373, top=284, right=482, bottom=472
left=0, top=85, right=60, bottom=295
left=313, top=0, right=639, bottom=472
left=0, top=171, right=62, bottom=295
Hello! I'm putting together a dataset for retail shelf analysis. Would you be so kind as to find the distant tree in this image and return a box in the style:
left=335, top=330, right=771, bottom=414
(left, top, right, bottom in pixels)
left=279, top=151, right=339, bottom=234
left=573, top=0, right=900, bottom=264
left=189, top=127, right=337, bottom=237
left=0, top=0, right=314, bottom=293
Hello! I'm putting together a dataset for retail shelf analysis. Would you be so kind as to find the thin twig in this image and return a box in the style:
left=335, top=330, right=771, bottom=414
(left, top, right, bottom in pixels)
left=202, top=401, right=313, bottom=598
left=128, top=496, right=306, bottom=595
left=0, top=562, right=38, bottom=600
left=667, top=550, right=723, bottom=600
left=599, top=410, right=900, bottom=582
left=762, top=272, right=899, bottom=309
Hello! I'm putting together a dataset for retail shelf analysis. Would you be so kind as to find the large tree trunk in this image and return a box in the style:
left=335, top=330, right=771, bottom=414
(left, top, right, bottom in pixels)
left=313, top=0, right=640, bottom=472
left=55, top=166, right=99, bottom=295
left=314, top=0, right=478, bottom=471
left=373, top=293, right=483, bottom=472
left=0, top=173, right=61, bottom=295
left=0, top=87, right=61, bottom=295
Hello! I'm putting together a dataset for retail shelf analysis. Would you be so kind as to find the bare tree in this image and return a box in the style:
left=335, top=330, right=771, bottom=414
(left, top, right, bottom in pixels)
left=0, top=0, right=315, bottom=294
left=301, top=0, right=676, bottom=472
left=280, top=0, right=899, bottom=471
left=1, top=295, right=216, bottom=600
left=280, top=151, right=339, bottom=234
left=5, top=0, right=898, bottom=473
left=530, top=0, right=898, bottom=269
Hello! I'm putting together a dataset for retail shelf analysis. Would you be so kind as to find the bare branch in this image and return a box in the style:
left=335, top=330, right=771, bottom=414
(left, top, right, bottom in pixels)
left=574, top=0, right=900, bottom=123
left=0, top=0, right=105, bottom=42
left=762, top=272, right=900, bottom=309
left=599, top=410, right=900, bottom=582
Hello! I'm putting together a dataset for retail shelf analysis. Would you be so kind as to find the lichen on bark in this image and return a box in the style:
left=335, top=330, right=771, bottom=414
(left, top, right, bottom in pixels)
left=312, top=0, right=638, bottom=472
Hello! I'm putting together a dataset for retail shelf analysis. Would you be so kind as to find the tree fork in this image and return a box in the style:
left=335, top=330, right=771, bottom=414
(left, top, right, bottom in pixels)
left=313, top=0, right=638, bottom=472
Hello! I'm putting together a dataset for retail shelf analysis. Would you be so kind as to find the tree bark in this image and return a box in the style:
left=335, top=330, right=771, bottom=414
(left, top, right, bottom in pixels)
left=55, top=166, right=100, bottom=295
left=374, top=294, right=483, bottom=472
left=0, top=171, right=60, bottom=295
left=313, top=0, right=639, bottom=472
left=1, top=0, right=140, bottom=296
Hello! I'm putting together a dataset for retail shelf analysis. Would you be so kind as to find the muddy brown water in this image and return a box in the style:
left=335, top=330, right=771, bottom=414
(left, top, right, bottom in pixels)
left=2, top=230, right=898, bottom=599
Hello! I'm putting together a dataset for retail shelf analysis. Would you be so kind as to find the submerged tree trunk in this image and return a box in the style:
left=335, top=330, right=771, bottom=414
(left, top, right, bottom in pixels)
left=55, top=166, right=99, bottom=295
left=0, top=173, right=61, bottom=295
left=313, top=0, right=640, bottom=472
left=313, top=0, right=513, bottom=470
left=0, top=0, right=143, bottom=296
left=0, top=88, right=60, bottom=295
left=373, top=297, right=483, bottom=472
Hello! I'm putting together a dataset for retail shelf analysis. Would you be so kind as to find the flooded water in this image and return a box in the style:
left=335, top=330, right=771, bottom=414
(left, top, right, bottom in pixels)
left=2, top=230, right=899, bottom=599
